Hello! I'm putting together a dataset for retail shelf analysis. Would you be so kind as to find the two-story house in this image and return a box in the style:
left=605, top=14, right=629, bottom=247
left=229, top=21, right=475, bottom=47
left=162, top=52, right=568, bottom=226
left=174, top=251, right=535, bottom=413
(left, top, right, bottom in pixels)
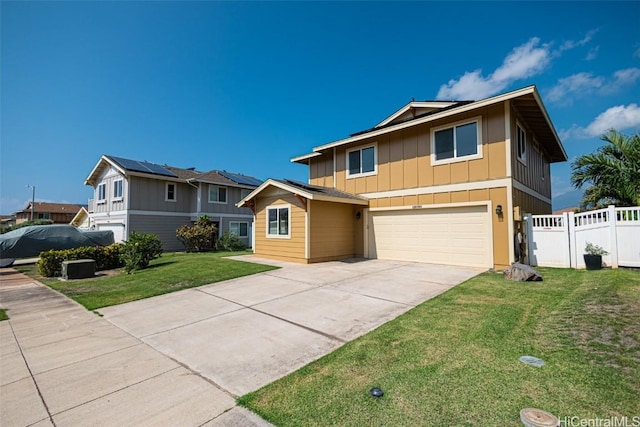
left=15, top=202, right=83, bottom=225
left=85, top=155, right=261, bottom=251
left=238, top=86, right=567, bottom=270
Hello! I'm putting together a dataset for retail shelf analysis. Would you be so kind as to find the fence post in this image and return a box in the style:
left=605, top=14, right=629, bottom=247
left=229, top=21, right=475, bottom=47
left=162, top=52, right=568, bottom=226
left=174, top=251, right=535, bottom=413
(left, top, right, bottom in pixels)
left=608, top=205, right=619, bottom=268
left=524, top=213, right=534, bottom=266
left=567, top=211, right=577, bottom=269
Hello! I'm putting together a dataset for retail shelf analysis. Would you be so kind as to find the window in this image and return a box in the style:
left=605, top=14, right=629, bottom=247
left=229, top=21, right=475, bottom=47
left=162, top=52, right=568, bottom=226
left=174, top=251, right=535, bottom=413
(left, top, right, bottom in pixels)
left=166, top=183, right=176, bottom=202
left=97, top=183, right=106, bottom=203
left=267, top=205, right=290, bottom=238
left=230, top=222, right=249, bottom=238
left=38, top=213, right=51, bottom=220
left=346, top=145, right=376, bottom=178
left=113, top=179, right=123, bottom=200
left=517, top=123, right=527, bottom=163
left=431, top=118, right=482, bottom=164
left=240, top=189, right=251, bottom=199
left=209, top=185, right=227, bottom=203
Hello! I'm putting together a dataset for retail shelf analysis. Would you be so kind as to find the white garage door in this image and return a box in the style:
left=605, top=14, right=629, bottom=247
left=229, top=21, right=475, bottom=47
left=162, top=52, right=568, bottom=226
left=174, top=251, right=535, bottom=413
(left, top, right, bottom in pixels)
left=368, top=205, right=492, bottom=268
left=97, top=224, right=125, bottom=243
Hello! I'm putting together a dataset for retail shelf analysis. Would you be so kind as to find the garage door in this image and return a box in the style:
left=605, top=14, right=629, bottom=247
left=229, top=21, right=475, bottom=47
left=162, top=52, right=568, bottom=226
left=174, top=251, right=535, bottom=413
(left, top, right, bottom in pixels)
left=97, top=223, right=125, bottom=243
left=368, top=205, right=492, bottom=268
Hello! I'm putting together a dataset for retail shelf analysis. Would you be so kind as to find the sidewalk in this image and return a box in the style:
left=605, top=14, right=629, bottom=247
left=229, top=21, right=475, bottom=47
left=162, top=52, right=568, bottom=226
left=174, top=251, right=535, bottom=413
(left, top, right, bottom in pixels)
left=0, top=269, right=265, bottom=427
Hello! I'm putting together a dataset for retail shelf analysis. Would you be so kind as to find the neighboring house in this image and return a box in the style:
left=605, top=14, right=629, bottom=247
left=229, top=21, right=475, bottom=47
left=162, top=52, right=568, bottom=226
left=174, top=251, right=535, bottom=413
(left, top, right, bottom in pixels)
left=239, top=86, right=567, bottom=270
left=84, top=155, right=260, bottom=251
left=15, top=202, right=83, bottom=225
left=0, top=215, right=16, bottom=228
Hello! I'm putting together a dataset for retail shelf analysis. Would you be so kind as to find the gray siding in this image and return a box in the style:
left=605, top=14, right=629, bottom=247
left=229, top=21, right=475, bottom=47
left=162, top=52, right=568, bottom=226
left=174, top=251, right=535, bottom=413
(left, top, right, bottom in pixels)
left=129, top=176, right=196, bottom=213
left=200, top=184, right=254, bottom=217
left=128, top=214, right=193, bottom=252
left=92, top=169, right=127, bottom=214
left=219, top=216, right=253, bottom=247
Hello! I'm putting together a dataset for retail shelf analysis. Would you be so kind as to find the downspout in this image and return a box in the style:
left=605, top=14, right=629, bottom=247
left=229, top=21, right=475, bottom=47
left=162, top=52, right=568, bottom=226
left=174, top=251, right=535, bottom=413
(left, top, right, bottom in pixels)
left=186, top=178, right=200, bottom=218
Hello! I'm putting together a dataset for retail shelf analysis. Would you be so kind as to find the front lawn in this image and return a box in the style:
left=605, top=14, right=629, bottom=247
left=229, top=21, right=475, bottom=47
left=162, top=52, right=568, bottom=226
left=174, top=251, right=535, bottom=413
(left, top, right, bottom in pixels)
left=16, top=251, right=277, bottom=310
left=239, top=268, right=640, bottom=426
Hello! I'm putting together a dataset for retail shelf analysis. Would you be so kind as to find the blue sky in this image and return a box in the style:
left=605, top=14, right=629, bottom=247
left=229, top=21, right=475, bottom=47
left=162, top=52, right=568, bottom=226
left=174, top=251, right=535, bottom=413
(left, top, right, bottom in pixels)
left=2, top=1, right=639, bottom=215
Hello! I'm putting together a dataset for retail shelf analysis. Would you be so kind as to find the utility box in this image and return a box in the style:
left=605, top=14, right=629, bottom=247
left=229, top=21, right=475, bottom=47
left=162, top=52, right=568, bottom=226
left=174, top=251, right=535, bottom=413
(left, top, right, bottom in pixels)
left=62, top=259, right=96, bottom=280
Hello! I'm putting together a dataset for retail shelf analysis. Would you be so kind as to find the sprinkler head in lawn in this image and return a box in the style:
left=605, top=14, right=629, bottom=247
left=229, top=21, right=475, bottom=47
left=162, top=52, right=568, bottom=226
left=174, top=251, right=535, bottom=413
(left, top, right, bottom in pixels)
left=370, top=387, right=384, bottom=398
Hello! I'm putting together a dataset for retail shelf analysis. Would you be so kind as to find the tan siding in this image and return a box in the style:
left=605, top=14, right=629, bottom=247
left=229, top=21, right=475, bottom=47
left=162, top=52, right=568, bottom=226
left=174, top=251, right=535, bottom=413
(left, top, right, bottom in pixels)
left=418, top=193, right=434, bottom=205
left=451, top=190, right=469, bottom=204
left=490, top=187, right=510, bottom=269
left=403, top=130, right=418, bottom=188
left=403, top=195, right=418, bottom=206
left=254, top=194, right=306, bottom=262
left=377, top=134, right=390, bottom=192
left=469, top=188, right=490, bottom=201
left=309, top=201, right=355, bottom=261
left=434, top=192, right=451, bottom=204
left=389, top=134, right=404, bottom=190
left=513, top=188, right=552, bottom=215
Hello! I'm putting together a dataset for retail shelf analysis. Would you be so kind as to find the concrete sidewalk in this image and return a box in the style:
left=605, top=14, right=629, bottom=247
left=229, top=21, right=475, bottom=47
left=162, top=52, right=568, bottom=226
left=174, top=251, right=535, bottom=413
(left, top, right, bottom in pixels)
left=0, top=269, right=266, bottom=427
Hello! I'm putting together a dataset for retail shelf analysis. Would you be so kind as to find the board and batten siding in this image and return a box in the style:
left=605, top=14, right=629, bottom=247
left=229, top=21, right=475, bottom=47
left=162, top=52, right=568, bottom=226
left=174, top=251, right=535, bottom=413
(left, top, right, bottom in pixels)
left=254, top=193, right=307, bottom=263
left=128, top=176, right=195, bottom=213
left=309, top=104, right=507, bottom=193
left=92, top=167, right=127, bottom=214
left=309, top=201, right=356, bottom=262
left=128, top=213, right=192, bottom=252
left=513, top=188, right=552, bottom=216
left=200, top=185, right=254, bottom=216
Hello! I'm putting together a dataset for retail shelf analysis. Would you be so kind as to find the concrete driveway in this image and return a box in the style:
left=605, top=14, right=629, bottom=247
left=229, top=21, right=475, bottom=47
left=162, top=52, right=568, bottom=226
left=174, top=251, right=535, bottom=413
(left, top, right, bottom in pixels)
left=99, top=256, right=482, bottom=397
left=1, top=257, right=481, bottom=426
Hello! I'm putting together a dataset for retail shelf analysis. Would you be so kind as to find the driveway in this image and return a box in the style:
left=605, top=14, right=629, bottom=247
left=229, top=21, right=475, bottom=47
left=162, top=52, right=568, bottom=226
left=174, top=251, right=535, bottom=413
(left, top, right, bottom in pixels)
left=99, top=256, right=482, bottom=397
left=1, top=257, right=481, bottom=426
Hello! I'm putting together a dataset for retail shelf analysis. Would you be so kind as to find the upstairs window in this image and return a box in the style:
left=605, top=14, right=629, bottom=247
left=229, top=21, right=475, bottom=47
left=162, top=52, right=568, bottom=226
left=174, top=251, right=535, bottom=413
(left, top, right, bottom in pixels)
left=517, top=123, right=527, bottom=163
left=166, top=183, right=176, bottom=202
left=347, top=145, right=376, bottom=178
left=113, top=180, right=123, bottom=200
left=267, top=205, right=290, bottom=238
left=240, top=189, right=251, bottom=199
left=431, top=118, right=482, bottom=165
left=97, top=183, right=106, bottom=203
left=209, top=185, right=227, bottom=203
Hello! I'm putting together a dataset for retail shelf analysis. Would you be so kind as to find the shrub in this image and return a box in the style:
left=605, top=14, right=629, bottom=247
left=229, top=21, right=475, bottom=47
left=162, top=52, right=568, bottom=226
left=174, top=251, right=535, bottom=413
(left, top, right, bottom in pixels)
left=215, top=230, right=247, bottom=251
left=38, top=244, right=124, bottom=277
left=176, top=215, right=217, bottom=252
left=1, top=219, right=54, bottom=234
left=121, top=232, right=163, bottom=274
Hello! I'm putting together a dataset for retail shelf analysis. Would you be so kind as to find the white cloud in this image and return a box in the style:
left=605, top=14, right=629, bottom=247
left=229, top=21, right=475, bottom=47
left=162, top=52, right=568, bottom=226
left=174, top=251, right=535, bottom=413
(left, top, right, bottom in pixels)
left=562, top=104, right=640, bottom=140
left=585, top=46, right=599, bottom=61
left=437, top=38, right=551, bottom=100
left=546, top=73, right=604, bottom=103
left=546, top=68, right=640, bottom=104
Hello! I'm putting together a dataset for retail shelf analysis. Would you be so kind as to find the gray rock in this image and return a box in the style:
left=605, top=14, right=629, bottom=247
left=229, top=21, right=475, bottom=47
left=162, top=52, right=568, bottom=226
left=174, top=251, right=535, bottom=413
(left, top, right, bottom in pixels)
left=503, top=262, right=543, bottom=281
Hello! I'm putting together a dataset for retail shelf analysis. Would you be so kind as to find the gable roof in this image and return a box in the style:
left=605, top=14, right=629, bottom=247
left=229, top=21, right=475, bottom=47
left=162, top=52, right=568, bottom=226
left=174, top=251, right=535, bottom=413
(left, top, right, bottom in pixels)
left=237, top=179, right=369, bottom=208
left=375, top=100, right=461, bottom=128
left=291, top=85, right=567, bottom=164
left=16, top=202, right=82, bottom=215
left=85, top=155, right=261, bottom=188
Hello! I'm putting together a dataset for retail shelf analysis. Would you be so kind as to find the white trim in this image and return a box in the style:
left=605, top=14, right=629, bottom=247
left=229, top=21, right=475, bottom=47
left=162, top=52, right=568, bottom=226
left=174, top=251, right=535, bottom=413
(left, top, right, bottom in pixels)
left=507, top=179, right=515, bottom=264
left=208, top=184, right=228, bottom=204
left=85, top=155, right=127, bottom=186
left=368, top=200, right=491, bottom=213
left=512, top=180, right=552, bottom=205
left=290, top=152, right=322, bottom=163
left=307, top=86, right=538, bottom=154
left=505, top=100, right=512, bottom=178
left=92, top=209, right=253, bottom=219
left=97, top=183, right=107, bottom=204
left=363, top=207, right=370, bottom=257
left=376, top=101, right=458, bottom=128
left=165, top=182, right=177, bottom=202
left=333, top=147, right=337, bottom=188
left=516, top=121, right=527, bottom=165
left=266, top=204, right=291, bottom=239
left=346, top=143, right=378, bottom=179
left=361, top=178, right=511, bottom=199
left=305, top=202, right=310, bottom=259
left=113, top=179, right=124, bottom=201
left=430, top=116, right=483, bottom=166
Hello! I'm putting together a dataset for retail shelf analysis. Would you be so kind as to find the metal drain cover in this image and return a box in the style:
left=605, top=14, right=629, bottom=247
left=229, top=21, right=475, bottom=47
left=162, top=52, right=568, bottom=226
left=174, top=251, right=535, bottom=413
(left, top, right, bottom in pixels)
left=520, top=408, right=558, bottom=427
left=519, top=355, right=545, bottom=367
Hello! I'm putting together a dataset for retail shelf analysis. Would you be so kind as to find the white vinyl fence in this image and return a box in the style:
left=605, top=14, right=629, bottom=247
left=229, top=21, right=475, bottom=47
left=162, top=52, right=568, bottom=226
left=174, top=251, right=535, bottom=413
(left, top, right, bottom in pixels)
left=524, top=205, right=640, bottom=269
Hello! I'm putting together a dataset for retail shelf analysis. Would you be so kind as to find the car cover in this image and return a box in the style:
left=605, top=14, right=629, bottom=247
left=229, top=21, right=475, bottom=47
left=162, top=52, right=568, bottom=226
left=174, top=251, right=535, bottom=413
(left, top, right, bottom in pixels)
left=0, top=225, right=115, bottom=260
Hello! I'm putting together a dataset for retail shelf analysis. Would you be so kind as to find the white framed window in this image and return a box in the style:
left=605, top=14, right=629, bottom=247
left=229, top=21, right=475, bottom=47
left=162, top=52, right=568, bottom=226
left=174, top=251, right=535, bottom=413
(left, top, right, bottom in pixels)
left=97, top=183, right=106, bottom=203
left=38, top=213, right=51, bottom=220
left=209, top=185, right=227, bottom=203
left=229, top=221, right=249, bottom=238
left=346, top=144, right=377, bottom=178
left=113, top=179, right=123, bottom=201
left=240, top=189, right=251, bottom=199
left=166, top=182, right=176, bottom=202
left=266, top=204, right=290, bottom=238
left=431, top=117, right=482, bottom=165
left=516, top=123, right=527, bottom=164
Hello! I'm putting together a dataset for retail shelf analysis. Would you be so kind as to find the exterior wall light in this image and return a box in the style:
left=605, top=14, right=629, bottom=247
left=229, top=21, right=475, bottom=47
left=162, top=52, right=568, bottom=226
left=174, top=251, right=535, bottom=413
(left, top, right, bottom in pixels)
left=496, top=205, right=503, bottom=215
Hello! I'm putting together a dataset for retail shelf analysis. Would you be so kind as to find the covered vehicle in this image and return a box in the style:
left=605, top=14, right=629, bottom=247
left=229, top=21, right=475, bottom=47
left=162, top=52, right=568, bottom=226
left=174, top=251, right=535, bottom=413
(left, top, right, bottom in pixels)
left=0, top=225, right=115, bottom=262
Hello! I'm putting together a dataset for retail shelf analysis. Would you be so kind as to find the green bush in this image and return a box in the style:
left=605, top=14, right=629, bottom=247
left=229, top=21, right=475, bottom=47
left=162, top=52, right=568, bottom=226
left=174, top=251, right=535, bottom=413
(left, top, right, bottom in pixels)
left=176, top=215, right=217, bottom=252
left=1, top=219, right=54, bottom=234
left=215, top=230, right=247, bottom=251
left=38, top=244, right=124, bottom=277
left=121, top=232, right=163, bottom=274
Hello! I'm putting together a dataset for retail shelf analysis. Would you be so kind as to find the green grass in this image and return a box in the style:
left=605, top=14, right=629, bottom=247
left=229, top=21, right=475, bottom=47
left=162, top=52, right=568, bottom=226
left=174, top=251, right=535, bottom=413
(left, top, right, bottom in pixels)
left=239, top=268, right=640, bottom=426
left=0, top=308, right=8, bottom=321
left=15, top=251, right=277, bottom=310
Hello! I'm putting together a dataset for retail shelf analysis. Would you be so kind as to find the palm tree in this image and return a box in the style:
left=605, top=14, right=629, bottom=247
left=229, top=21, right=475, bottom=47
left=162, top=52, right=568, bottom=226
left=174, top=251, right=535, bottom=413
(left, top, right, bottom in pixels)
left=571, top=129, right=640, bottom=209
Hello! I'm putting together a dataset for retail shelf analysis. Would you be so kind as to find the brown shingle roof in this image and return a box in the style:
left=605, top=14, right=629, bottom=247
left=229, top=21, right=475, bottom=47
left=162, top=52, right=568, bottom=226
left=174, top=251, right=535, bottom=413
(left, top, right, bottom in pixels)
left=17, top=202, right=83, bottom=214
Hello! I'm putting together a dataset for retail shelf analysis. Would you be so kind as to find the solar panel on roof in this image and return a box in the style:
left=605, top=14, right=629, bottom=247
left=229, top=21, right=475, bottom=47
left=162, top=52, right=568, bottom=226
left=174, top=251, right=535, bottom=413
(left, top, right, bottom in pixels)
left=218, top=171, right=262, bottom=186
left=108, top=156, right=177, bottom=178
left=283, top=179, right=325, bottom=193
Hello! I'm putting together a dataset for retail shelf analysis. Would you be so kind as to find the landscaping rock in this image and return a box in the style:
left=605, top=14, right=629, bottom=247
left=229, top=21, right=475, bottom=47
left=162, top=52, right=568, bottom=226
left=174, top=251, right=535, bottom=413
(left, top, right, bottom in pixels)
left=504, top=262, right=543, bottom=282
